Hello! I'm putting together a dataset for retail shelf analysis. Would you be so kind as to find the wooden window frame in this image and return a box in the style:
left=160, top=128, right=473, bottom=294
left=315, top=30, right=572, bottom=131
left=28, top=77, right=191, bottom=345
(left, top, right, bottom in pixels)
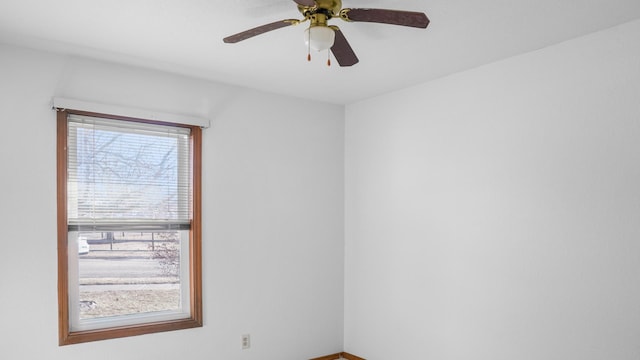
left=57, top=109, right=202, bottom=345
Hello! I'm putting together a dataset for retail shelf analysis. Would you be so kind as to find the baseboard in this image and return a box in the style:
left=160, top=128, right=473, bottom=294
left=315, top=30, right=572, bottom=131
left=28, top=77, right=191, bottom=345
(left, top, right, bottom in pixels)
left=309, top=353, right=341, bottom=360
left=310, top=352, right=366, bottom=360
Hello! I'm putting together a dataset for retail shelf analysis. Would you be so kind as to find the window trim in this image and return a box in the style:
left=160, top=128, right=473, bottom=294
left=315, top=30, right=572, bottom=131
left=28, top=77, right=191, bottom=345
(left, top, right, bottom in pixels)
left=57, top=109, right=202, bottom=345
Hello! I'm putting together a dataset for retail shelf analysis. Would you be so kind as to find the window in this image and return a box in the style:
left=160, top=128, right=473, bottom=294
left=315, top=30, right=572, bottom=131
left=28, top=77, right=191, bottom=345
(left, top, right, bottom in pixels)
left=57, top=109, right=202, bottom=345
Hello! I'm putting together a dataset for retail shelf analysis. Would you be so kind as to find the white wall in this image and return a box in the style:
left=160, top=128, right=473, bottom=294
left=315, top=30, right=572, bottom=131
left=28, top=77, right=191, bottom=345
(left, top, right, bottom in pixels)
left=344, top=19, right=640, bottom=360
left=0, top=44, right=344, bottom=359
left=4, top=16, right=640, bottom=360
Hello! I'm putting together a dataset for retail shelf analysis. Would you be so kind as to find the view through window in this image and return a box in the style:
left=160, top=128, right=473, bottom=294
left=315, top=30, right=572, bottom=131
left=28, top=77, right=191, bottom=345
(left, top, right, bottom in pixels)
left=71, top=230, right=189, bottom=329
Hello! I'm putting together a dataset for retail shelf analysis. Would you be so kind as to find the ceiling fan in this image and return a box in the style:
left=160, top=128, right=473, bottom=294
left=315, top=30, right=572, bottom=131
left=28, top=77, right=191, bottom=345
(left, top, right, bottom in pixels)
left=223, top=0, right=429, bottom=67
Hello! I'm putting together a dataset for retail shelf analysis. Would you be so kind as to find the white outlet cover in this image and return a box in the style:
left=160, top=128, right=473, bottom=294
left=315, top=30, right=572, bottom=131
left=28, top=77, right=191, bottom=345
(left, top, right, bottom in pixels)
left=241, top=334, right=250, bottom=349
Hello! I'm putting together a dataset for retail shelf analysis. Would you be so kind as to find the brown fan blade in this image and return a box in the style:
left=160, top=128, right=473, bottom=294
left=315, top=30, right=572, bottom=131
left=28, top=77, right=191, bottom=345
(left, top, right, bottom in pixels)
left=223, top=19, right=299, bottom=43
left=292, top=0, right=316, bottom=6
left=342, top=8, right=429, bottom=28
left=330, top=27, right=359, bottom=67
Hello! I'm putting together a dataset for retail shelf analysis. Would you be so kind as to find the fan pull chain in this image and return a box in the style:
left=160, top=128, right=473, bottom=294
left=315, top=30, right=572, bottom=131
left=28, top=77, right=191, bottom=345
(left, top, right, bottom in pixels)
left=327, top=50, right=331, bottom=67
left=307, top=29, right=311, bottom=62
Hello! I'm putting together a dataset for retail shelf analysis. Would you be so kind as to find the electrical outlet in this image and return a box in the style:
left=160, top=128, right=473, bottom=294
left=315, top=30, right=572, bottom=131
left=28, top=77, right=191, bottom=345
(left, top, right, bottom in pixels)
left=241, top=334, right=250, bottom=349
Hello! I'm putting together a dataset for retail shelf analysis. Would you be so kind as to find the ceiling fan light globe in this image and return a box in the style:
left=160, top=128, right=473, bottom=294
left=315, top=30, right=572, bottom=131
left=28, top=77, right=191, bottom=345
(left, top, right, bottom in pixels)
left=304, top=26, right=336, bottom=52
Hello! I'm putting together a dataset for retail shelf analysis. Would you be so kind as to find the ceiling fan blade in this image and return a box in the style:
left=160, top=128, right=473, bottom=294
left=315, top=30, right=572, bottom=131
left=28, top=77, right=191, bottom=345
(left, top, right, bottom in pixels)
left=330, top=27, right=359, bottom=67
left=342, top=8, right=429, bottom=28
left=223, top=19, right=299, bottom=43
left=292, top=0, right=316, bottom=6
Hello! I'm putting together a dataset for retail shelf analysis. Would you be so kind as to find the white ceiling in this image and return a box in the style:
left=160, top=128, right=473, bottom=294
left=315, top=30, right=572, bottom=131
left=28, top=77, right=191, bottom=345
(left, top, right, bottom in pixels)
left=2, top=0, right=640, bottom=104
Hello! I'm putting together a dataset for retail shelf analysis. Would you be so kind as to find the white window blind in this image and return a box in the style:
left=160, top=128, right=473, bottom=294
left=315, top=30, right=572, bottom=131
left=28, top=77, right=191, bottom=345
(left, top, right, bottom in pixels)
left=67, top=114, right=192, bottom=231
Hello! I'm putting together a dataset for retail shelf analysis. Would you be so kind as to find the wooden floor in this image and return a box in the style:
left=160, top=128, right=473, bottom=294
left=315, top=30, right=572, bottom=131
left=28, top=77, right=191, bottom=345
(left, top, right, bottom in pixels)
left=310, top=352, right=365, bottom=360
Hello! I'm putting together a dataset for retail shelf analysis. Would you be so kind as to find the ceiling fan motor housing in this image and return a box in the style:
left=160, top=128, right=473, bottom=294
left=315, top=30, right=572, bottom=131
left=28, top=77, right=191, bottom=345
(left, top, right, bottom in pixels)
left=298, top=0, right=342, bottom=18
